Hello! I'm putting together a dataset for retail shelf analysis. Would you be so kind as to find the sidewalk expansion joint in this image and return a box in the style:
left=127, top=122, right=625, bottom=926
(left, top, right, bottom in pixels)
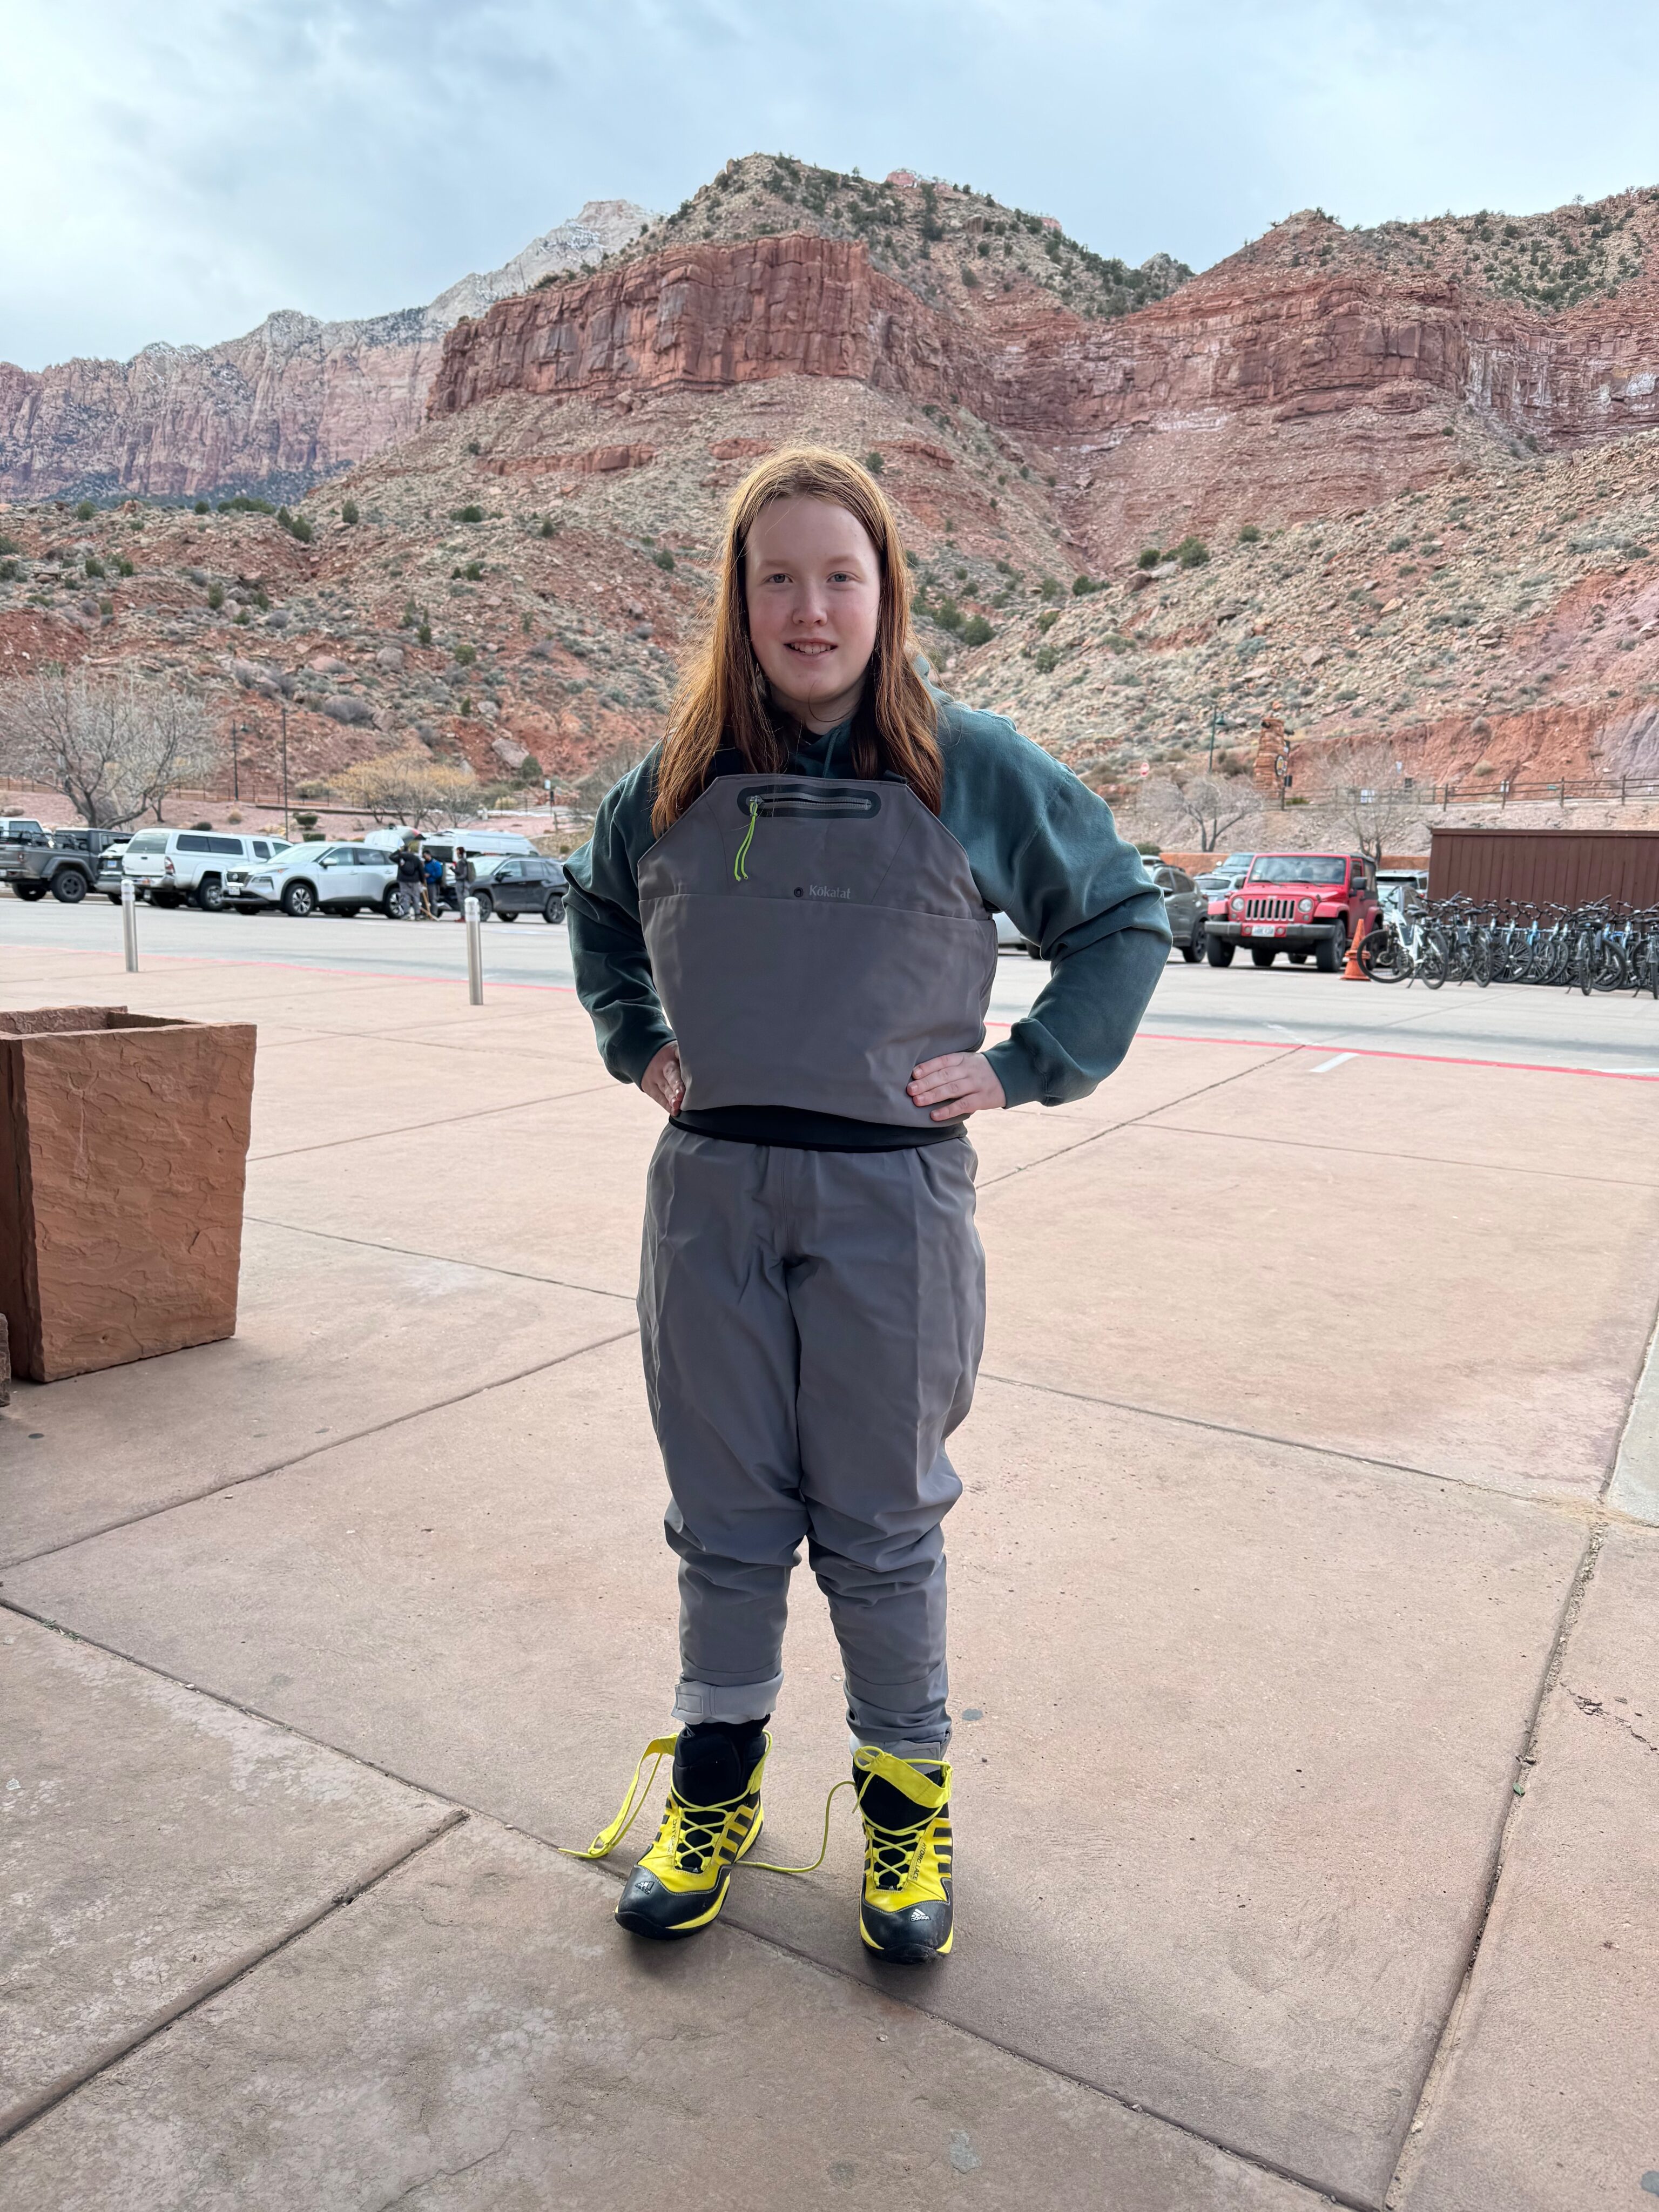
left=975, top=1367, right=1604, bottom=1520
left=243, top=1215, right=635, bottom=1303
left=0, top=1601, right=1366, bottom=2212
left=1135, top=1118, right=1659, bottom=1192
left=1381, top=1522, right=1606, bottom=2208
left=0, top=1803, right=466, bottom=2152
left=977, top=1047, right=1300, bottom=1192
left=1, top=1326, right=639, bottom=1572
left=248, top=1080, right=613, bottom=1162
left=656, top=1894, right=1375, bottom=2211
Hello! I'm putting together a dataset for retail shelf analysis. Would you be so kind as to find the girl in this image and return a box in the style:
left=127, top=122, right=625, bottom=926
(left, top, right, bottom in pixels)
left=564, top=448, right=1167, bottom=1961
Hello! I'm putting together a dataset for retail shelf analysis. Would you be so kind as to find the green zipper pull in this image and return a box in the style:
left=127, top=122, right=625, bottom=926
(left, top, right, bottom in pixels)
left=734, top=796, right=759, bottom=882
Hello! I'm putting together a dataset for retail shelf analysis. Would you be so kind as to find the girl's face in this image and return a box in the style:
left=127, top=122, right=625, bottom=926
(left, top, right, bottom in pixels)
left=744, top=495, right=882, bottom=729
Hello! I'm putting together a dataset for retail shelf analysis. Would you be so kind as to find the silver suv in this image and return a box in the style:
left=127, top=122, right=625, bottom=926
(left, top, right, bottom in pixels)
left=240, top=842, right=400, bottom=918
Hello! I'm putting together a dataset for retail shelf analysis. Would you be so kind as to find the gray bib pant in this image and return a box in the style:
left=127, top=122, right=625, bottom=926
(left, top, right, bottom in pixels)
left=637, top=777, right=996, bottom=1754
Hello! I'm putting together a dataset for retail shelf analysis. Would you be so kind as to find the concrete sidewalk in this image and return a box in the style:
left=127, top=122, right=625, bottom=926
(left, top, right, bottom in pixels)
left=1, top=940, right=1655, bottom=2210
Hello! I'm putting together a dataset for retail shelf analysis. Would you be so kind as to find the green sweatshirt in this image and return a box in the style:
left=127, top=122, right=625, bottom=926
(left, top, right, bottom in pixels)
left=563, top=698, right=1171, bottom=1110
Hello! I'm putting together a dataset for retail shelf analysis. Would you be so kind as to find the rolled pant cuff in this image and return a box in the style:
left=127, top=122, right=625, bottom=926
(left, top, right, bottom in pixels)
left=851, top=1731, right=949, bottom=1759
left=672, top=1674, right=783, bottom=1726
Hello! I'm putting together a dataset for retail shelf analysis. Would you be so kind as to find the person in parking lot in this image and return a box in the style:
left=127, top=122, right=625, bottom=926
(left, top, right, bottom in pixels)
left=562, top=447, right=1168, bottom=1964
left=422, top=849, right=443, bottom=918
left=395, top=837, right=426, bottom=918
left=450, top=846, right=474, bottom=916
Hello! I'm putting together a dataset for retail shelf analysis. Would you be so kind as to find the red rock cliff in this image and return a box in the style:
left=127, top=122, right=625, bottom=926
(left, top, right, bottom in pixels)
left=429, top=232, right=1659, bottom=555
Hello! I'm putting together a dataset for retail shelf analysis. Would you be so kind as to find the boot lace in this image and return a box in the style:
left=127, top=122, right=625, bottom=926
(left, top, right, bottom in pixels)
left=863, top=1812, right=928, bottom=1891
left=658, top=1792, right=724, bottom=1874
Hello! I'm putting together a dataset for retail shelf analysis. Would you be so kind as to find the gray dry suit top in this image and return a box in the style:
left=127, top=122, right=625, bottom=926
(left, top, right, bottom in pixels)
left=564, top=699, right=1171, bottom=1146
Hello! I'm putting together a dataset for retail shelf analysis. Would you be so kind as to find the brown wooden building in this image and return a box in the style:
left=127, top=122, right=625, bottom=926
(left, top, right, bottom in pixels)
left=1429, top=828, right=1659, bottom=907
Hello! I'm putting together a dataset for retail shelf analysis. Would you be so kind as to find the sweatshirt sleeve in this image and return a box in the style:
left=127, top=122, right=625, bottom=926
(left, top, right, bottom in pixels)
left=937, top=705, right=1171, bottom=1109
left=562, top=754, right=676, bottom=1086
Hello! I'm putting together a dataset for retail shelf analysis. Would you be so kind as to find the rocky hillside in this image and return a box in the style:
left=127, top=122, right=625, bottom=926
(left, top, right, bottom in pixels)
left=7, top=160, right=1659, bottom=822
left=0, top=201, right=654, bottom=504
left=615, top=155, right=1191, bottom=325
left=949, top=430, right=1659, bottom=795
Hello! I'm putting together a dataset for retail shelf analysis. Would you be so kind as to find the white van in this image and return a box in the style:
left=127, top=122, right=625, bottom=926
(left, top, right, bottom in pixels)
left=419, top=830, right=538, bottom=861
left=122, top=828, right=293, bottom=910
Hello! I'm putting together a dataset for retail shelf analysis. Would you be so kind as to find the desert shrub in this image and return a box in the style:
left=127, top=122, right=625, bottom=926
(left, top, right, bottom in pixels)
left=1137, top=547, right=1162, bottom=570
left=1036, top=609, right=1060, bottom=633
left=961, top=613, right=993, bottom=645
left=1037, top=575, right=1063, bottom=600
left=206, top=583, right=224, bottom=609
left=463, top=559, right=483, bottom=581
left=454, top=642, right=477, bottom=666
left=418, top=621, right=432, bottom=645
left=220, top=494, right=275, bottom=514
left=0, top=533, right=18, bottom=556
left=653, top=548, right=676, bottom=572
left=116, top=555, right=135, bottom=576
left=932, top=597, right=964, bottom=632
left=451, top=504, right=484, bottom=524
left=865, top=450, right=884, bottom=475
left=540, top=516, right=557, bottom=538
left=340, top=498, right=359, bottom=525
left=84, top=555, right=104, bottom=578
left=1237, top=522, right=1262, bottom=544
left=1032, top=644, right=1061, bottom=673
left=0, top=559, right=17, bottom=582
left=75, top=500, right=95, bottom=520
left=1174, top=536, right=1210, bottom=568
left=275, top=508, right=313, bottom=543
left=466, top=440, right=481, bottom=456
left=1387, top=534, right=1411, bottom=553
left=194, top=500, right=210, bottom=514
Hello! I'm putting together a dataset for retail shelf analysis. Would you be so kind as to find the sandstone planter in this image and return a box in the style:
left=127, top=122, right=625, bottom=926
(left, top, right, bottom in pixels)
left=0, top=1007, right=255, bottom=1384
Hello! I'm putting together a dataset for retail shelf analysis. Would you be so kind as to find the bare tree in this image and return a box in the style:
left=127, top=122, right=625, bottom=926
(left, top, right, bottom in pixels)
left=1128, top=771, right=1262, bottom=855
left=0, top=666, right=219, bottom=827
left=1316, top=739, right=1426, bottom=862
left=574, top=743, right=650, bottom=815
left=1166, top=773, right=1262, bottom=853
left=332, top=751, right=479, bottom=831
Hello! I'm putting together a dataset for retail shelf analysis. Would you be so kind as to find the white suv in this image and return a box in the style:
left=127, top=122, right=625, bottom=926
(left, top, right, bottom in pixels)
left=122, top=828, right=292, bottom=910
left=240, top=841, right=400, bottom=918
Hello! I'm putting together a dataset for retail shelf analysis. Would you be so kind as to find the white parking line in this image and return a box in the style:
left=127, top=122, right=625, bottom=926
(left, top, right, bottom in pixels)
left=1310, top=1053, right=1357, bottom=1074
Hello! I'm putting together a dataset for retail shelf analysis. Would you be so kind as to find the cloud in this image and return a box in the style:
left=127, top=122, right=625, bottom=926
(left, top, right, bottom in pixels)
left=2, top=0, right=1655, bottom=367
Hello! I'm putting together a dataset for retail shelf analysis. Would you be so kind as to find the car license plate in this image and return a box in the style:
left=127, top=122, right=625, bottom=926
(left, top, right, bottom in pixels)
left=1249, top=923, right=1279, bottom=938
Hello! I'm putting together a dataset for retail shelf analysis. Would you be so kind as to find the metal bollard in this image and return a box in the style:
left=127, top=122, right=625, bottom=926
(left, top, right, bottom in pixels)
left=120, top=876, right=139, bottom=973
left=464, top=893, right=483, bottom=1004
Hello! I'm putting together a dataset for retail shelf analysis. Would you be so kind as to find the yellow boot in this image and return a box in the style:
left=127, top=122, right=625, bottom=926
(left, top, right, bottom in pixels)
left=608, top=1724, right=768, bottom=1941
left=853, top=1746, right=954, bottom=1962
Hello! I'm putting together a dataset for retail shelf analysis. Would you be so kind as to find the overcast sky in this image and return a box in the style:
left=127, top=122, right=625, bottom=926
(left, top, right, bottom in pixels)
left=4, top=1, right=1658, bottom=369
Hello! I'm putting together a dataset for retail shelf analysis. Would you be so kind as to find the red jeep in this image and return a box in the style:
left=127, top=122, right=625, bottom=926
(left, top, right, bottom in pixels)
left=1205, top=853, right=1382, bottom=972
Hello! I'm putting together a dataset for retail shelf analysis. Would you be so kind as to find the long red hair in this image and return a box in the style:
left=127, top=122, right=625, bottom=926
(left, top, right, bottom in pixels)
left=651, top=446, right=941, bottom=834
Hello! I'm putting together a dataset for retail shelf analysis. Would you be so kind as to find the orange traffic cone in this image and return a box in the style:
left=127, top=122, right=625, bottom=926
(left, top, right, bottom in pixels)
left=1342, top=922, right=1369, bottom=982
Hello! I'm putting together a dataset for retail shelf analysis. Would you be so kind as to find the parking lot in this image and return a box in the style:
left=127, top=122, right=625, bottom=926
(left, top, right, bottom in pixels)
left=2, top=908, right=1657, bottom=2209
left=6, top=889, right=1659, bottom=1076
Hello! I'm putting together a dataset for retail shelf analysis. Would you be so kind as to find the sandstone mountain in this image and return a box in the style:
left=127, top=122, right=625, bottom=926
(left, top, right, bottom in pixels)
left=4, top=158, right=1659, bottom=834
left=0, top=201, right=654, bottom=504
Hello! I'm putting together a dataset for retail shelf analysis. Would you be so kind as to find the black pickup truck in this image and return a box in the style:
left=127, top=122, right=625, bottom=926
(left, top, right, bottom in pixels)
left=1, top=827, right=130, bottom=903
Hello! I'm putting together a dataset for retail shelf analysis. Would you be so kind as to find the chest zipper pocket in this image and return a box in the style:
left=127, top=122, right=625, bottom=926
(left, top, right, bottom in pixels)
left=732, top=785, right=883, bottom=883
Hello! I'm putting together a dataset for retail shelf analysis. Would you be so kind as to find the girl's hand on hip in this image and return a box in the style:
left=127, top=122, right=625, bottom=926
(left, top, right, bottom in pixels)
left=641, top=1043, right=685, bottom=1114
left=907, top=1052, right=1006, bottom=1121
